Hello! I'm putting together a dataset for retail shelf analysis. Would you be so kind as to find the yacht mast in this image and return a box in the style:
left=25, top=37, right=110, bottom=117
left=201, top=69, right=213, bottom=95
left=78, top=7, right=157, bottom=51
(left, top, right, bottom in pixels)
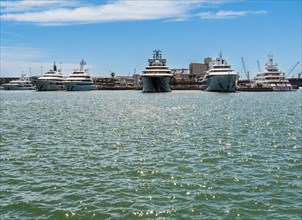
left=80, top=59, right=86, bottom=71
left=53, top=62, right=57, bottom=71
left=257, top=60, right=261, bottom=72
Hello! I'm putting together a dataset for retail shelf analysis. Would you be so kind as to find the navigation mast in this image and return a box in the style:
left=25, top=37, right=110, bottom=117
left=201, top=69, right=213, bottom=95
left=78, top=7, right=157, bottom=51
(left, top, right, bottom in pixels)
left=257, top=60, right=261, bottom=72
left=80, top=59, right=86, bottom=71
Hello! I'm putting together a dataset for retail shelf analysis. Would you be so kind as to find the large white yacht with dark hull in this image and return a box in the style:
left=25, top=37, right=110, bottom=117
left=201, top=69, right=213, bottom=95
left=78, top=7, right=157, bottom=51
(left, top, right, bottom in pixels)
left=33, top=62, right=65, bottom=91
left=200, top=52, right=239, bottom=92
left=63, top=60, right=95, bottom=91
left=140, top=50, right=173, bottom=92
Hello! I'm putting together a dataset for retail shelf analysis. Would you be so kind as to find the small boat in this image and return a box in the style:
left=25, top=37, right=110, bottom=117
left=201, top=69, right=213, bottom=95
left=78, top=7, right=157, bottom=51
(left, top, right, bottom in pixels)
left=199, top=51, right=239, bottom=92
left=140, top=50, right=173, bottom=92
left=63, top=60, right=95, bottom=91
left=3, top=74, right=35, bottom=90
left=32, top=62, right=66, bottom=91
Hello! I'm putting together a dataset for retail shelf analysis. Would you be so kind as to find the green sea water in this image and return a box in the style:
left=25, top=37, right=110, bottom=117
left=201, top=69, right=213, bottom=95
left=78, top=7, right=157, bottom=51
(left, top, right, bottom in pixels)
left=1, top=90, right=301, bottom=219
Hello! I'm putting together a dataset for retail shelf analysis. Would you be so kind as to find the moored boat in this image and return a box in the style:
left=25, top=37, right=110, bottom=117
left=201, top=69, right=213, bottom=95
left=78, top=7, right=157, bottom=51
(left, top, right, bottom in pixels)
left=3, top=74, right=35, bottom=90
left=238, top=55, right=296, bottom=92
left=140, top=50, right=173, bottom=92
left=32, top=62, right=65, bottom=91
left=199, top=52, right=239, bottom=92
left=63, top=60, right=95, bottom=91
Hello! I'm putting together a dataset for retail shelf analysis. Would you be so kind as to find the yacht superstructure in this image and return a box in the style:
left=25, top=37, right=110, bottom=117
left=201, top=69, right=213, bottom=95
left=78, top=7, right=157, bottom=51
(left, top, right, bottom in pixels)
left=63, top=60, right=95, bottom=91
left=33, top=62, right=65, bottom=91
left=200, top=52, right=239, bottom=92
left=140, top=50, right=173, bottom=92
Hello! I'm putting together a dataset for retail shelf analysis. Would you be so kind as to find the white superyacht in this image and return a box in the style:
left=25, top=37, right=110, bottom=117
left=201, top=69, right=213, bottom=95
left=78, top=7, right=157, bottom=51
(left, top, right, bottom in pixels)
left=250, top=54, right=295, bottom=91
left=3, top=74, right=35, bottom=90
left=140, top=50, right=173, bottom=92
left=33, top=62, right=65, bottom=91
left=63, top=60, right=95, bottom=91
left=200, top=52, right=239, bottom=92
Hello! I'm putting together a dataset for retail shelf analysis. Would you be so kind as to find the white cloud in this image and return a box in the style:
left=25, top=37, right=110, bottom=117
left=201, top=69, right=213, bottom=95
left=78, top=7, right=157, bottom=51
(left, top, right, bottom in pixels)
left=0, top=0, right=81, bottom=12
left=0, top=46, right=97, bottom=77
left=0, top=0, right=199, bottom=25
left=1, top=46, right=47, bottom=76
left=0, top=0, right=267, bottom=26
left=197, top=10, right=268, bottom=19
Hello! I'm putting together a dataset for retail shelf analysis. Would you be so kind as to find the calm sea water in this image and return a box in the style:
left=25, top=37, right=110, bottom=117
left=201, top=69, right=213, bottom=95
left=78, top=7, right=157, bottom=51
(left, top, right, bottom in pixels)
left=0, top=90, right=301, bottom=219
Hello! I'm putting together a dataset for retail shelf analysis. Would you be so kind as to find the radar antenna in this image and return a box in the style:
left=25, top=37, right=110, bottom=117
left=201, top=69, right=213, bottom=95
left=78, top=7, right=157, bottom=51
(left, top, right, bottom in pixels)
left=153, top=50, right=162, bottom=60
left=218, top=50, right=223, bottom=59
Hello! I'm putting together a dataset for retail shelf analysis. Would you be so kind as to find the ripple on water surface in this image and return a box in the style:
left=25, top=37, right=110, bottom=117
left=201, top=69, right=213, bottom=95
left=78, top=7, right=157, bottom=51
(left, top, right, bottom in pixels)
left=1, top=91, right=301, bottom=219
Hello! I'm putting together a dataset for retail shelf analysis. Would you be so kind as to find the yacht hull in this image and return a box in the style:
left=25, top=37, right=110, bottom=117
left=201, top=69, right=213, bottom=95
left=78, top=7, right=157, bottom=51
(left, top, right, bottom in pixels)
left=272, top=86, right=296, bottom=91
left=3, top=85, right=35, bottom=90
left=63, top=82, right=95, bottom=91
left=237, top=87, right=297, bottom=92
left=141, top=76, right=172, bottom=92
left=204, top=74, right=238, bottom=92
left=33, top=80, right=65, bottom=91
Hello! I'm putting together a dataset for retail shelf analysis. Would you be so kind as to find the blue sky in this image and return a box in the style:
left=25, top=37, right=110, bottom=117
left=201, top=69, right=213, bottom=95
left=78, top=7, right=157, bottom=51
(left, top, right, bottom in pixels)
left=1, top=0, right=301, bottom=78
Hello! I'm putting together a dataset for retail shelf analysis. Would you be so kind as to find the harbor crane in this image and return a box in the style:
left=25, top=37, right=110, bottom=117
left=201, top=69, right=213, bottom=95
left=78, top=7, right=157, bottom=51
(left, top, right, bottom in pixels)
left=241, top=57, right=250, bottom=80
left=286, top=61, right=300, bottom=77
